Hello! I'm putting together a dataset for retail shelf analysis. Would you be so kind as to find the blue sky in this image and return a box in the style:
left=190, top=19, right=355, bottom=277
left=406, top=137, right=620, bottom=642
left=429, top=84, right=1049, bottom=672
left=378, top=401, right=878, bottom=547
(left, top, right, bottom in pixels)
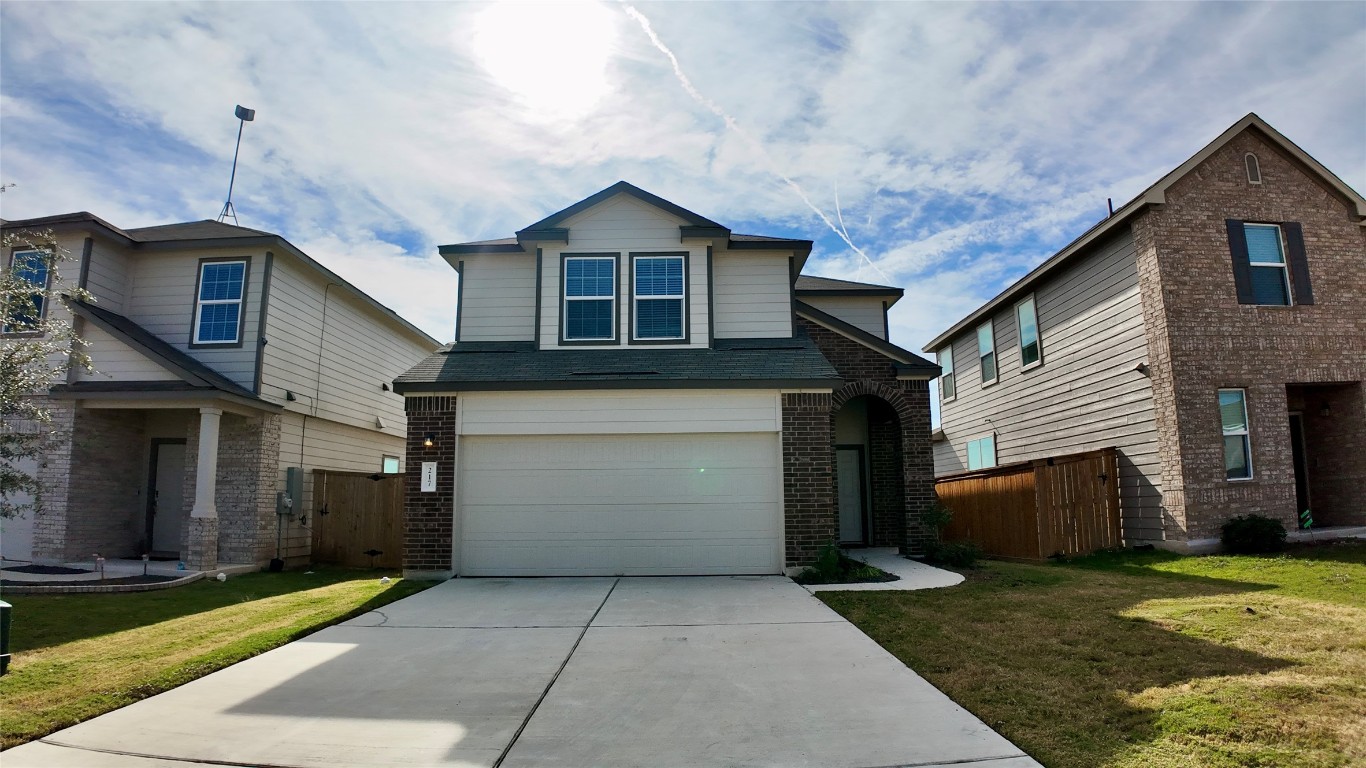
left=2, top=0, right=1363, bottom=368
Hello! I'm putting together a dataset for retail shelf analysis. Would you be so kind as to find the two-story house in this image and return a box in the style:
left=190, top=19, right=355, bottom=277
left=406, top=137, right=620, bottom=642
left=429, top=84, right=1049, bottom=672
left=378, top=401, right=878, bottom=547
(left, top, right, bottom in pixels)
left=393, top=182, right=939, bottom=578
left=925, top=114, right=1365, bottom=552
left=1, top=215, right=439, bottom=569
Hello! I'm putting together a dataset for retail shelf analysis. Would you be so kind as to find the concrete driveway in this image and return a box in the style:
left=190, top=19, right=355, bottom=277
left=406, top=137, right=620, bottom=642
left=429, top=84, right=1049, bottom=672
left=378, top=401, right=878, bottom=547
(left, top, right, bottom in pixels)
left=7, top=576, right=1039, bottom=768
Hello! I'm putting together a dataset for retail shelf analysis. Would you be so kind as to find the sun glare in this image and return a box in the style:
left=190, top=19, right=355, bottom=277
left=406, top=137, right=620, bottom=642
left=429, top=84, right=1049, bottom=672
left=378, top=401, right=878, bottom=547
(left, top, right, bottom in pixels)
left=471, top=1, right=620, bottom=122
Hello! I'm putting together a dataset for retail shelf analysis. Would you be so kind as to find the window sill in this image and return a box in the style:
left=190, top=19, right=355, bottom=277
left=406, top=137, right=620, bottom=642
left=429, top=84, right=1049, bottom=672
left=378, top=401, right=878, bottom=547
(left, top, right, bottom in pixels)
left=1021, top=360, right=1043, bottom=373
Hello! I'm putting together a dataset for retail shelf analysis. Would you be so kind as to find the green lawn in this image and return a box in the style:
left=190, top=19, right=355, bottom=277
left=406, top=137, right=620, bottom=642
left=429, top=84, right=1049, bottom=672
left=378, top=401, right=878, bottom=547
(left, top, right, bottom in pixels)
left=0, top=568, right=429, bottom=749
left=820, top=542, right=1366, bottom=768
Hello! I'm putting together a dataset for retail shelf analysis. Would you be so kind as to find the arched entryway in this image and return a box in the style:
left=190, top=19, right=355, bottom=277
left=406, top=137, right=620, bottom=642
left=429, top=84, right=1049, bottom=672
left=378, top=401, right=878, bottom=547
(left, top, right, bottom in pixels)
left=832, top=381, right=915, bottom=548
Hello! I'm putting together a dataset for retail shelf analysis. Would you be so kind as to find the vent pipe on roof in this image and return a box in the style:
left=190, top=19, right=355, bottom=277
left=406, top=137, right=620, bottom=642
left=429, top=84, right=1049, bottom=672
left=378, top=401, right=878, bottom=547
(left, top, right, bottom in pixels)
left=1107, top=198, right=1114, bottom=217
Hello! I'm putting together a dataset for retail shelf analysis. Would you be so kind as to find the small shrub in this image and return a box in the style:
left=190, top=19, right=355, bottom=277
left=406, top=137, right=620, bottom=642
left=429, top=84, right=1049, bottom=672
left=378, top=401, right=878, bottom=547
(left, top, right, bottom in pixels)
left=794, top=541, right=898, bottom=584
left=1221, top=514, right=1288, bottom=554
left=924, top=540, right=982, bottom=569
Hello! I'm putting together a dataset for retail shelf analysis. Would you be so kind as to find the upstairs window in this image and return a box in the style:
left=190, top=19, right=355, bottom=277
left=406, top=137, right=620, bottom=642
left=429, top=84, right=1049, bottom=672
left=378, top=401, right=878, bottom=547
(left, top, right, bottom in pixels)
left=563, top=256, right=616, bottom=341
left=1016, top=295, right=1041, bottom=369
left=1226, top=220, right=1312, bottom=306
left=632, top=255, right=685, bottom=340
left=193, top=260, right=246, bottom=345
left=967, top=434, right=996, bottom=470
left=1219, top=389, right=1252, bottom=480
left=939, top=345, right=955, bottom=401
left=4, top=249, right=51, bottom=334
left=977, top=321, right=997, bottom=385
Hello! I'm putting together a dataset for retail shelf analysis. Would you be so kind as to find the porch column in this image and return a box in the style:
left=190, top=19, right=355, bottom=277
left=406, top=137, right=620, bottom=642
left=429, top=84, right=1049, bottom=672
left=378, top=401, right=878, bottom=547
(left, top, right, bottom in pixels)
left=185, top=407, right=222, bottom=570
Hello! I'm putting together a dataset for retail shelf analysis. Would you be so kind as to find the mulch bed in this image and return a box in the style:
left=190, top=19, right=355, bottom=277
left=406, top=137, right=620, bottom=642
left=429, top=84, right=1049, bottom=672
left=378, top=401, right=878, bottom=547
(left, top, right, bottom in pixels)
left=2, top=565, right=90, bottom=575
left=0, top=575, right=179, bottom=587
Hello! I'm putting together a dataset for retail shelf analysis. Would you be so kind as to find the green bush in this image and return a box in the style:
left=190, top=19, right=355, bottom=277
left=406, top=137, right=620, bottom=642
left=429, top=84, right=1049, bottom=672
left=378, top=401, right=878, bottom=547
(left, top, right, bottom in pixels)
left=794, top=541, right=899, bottom=585
left=1221, top=514, right=1288, bottom=554
left=924, top=540, right=983, bottom=569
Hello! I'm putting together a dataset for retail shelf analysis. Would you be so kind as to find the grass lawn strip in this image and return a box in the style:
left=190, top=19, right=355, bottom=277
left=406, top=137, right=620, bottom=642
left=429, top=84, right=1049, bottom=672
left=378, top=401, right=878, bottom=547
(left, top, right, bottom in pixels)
left=820, top=542, right=1365, bottom=768
left=0, top=568, right=429, bottom=749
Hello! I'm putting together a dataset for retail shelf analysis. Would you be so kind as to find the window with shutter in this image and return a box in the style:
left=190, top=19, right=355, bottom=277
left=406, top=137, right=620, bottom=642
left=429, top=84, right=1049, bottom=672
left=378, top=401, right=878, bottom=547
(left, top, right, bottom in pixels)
left=1226, top=220, right=1312, bottom=306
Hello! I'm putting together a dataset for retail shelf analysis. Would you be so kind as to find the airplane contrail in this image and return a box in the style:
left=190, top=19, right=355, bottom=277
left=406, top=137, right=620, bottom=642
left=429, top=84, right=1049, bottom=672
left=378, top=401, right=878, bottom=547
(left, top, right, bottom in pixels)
left=621, top=4, right=890, bottom=283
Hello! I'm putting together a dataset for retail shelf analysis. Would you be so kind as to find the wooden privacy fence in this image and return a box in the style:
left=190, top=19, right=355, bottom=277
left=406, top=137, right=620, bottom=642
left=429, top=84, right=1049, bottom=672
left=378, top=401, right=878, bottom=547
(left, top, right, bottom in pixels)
left=935, top=447, right=1122, bottom=560
left=311, top=470, right=404, bottom=568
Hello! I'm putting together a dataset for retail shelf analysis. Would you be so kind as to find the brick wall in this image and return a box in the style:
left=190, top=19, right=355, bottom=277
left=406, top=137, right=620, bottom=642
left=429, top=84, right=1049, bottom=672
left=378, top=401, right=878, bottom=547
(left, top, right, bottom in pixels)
left=1135, top=128, right=1366, bottom=540
left=801, top=318, right=937, bottom=555
left=64, top=408, right=145, bottom=559
left=868, top=406, right=904, bottom=546
left=782, top=392, right=833, bottom=567
left=31, top=397, right=74, bottom=563
left=184, top=412, right=282, bottom=567
left=1293, top=384, right=1365, bottom=527
left=404, top=395, right=456, bottom=576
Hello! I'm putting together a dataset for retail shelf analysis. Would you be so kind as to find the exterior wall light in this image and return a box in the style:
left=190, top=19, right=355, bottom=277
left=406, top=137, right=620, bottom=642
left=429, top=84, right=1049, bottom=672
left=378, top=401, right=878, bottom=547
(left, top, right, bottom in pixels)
left=423, top=433, right=436, bottom=449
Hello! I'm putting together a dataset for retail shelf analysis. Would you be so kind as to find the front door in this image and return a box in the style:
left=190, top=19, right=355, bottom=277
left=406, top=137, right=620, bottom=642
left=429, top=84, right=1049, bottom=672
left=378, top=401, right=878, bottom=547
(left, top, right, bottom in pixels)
left=147, top=440, right=187, bottom=555
left=836, top=446, right=867, bottom=544
left=1288, top=413, right=1311, bottom=526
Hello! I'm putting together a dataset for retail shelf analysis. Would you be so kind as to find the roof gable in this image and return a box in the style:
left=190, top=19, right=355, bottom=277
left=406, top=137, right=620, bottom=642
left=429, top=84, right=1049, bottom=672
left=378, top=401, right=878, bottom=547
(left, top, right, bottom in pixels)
left=518, top=181, right=726, bottom=236
left=923, top=113, right=1366, bottom=352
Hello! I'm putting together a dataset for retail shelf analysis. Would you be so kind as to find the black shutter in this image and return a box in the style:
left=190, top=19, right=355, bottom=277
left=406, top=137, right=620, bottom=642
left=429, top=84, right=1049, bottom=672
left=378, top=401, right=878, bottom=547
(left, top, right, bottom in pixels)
left=1282, top=222, right=1313, bottom=305
left=1226, top=220, right=1255, bottom=304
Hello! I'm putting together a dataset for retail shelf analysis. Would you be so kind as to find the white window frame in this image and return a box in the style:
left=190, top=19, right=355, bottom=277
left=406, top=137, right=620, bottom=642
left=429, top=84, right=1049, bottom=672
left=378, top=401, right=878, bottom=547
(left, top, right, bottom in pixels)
left=967, top=434, right=997, bottom=471
left=1243, top=223, right=1292, bottom=307
left=977, top=320, right=997, bottom=386
left=938, top=345, right=955, bottom=402
left=381, top=455, right=401, bottom=474
left=562, top=255, right=617, bottom=342
left=192, top=259, right=246, bottom=345
left=1245, top=153, right=1261, bottom=184
left=632, top=254, right=685, bottom=341
left=1015, top=294, right=1042, bottom=371
left=1219, top=388, right=1253, bottom=481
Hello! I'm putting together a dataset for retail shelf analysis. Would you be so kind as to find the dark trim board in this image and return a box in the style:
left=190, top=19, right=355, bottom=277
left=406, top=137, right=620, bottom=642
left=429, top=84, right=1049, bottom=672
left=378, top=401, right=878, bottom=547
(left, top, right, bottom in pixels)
left=533, top=248, right=543, bottom=347
left=394, top=378, right=839, bottom=393
left=706, top=246, right=715, bottom=349
left=453, top=260, right=465, bottom=342
left=77, top=237, right=94, bottom=289
left=253, top=251, right=275, bottom=395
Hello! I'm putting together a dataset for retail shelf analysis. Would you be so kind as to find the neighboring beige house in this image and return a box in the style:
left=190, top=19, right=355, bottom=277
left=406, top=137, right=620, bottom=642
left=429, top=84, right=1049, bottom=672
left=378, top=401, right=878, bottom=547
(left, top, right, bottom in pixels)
left=394, top=181, right=940, bottom=579
left=1, top=214, right=439, bottom=569
left=925, top=114, right=1366, bottom=552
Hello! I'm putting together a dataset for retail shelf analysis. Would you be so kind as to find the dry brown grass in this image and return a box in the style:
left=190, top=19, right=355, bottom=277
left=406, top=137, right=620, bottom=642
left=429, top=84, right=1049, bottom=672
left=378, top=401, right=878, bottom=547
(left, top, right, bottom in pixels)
left=821, top=543, right=1366, bottom=768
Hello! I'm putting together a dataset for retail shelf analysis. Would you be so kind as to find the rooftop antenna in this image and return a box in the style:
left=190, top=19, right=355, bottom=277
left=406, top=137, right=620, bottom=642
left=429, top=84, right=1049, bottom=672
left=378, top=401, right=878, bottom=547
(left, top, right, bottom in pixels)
left=217, top=105, right=256, bottom=225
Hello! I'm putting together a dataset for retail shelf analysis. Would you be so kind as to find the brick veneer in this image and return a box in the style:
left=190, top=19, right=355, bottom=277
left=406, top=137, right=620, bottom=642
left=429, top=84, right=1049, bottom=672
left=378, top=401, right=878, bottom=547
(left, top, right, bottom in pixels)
left=1133, top=128, right=1366, bottom=541
left=782, top=392, right=834, bottom=568
left=403, top=395, right=456, bottom=577
left=62, top=408, right=145, bottom=560
left=799, top=318, right=938, bottom=556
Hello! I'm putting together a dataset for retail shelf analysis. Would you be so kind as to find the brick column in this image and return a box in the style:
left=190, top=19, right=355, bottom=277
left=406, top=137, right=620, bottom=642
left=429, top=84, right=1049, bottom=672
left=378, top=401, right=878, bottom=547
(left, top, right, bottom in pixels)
left=782, top=392, right=834, bottom=569
left=31, top=397, right=75, bottom=564
left=896, top=379, right=936, bottom=556
left=404, top=395, right=456, bottom=579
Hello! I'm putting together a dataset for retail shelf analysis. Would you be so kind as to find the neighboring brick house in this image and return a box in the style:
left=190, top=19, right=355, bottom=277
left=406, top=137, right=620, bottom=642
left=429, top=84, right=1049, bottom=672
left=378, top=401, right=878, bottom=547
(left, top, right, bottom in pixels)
left=392, top=182, right=939, bottom=578
left=1, top=215, right=438, bottom=569
left=925, top=114, right=1366, bottom=551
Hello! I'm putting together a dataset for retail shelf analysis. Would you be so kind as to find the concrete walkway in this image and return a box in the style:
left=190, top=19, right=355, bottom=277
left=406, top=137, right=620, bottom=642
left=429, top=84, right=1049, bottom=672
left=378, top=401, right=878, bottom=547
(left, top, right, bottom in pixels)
left=6, top=576, right=1038, bottom=768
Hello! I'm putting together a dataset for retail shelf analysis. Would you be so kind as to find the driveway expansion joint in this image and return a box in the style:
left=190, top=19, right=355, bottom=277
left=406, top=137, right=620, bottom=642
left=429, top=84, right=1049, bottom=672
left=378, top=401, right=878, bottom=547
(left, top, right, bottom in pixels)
left=38, top=738, right=311, bottom=768
left=852, top=753, right=1031, bottom=768
left=490, top=577, right=620, bottom=768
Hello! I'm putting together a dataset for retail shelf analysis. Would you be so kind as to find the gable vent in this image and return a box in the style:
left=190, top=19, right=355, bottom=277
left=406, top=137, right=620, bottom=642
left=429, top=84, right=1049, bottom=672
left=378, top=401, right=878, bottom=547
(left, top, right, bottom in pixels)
left=1246, top=153, right=1262, bottom=184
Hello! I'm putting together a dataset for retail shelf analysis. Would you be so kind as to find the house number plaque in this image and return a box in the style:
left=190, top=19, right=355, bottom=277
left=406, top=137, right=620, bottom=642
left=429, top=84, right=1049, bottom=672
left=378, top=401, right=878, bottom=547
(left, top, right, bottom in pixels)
left=421, top=462, right=438, bottom=493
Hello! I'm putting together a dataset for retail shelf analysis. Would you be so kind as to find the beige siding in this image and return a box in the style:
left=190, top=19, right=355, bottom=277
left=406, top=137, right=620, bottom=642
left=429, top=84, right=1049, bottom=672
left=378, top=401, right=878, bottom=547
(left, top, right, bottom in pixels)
left=457, top=253, right=536, bottom=342
left=84, top=236, right=132, bottom=313
left=276, top=412, right=406, bottom=562
left=74, top=324, right=181, bottom=382
left=123, top=248, right=266, bottom=390
left=802, top=295, right=887, bottom=339
left=459, top=390, right=781, bottom=435
left=934, top=229, right=1163, bottom=542
left=258, top=254, right=431, bottom=438
left=536, top=194, right=710, bottom=349
left=712, top=251, right=792, bottom=338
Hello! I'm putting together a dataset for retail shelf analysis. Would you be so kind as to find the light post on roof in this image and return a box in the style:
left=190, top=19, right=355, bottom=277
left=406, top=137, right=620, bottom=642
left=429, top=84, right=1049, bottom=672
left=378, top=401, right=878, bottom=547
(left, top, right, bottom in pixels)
left=217, top=105, right=256, bottom=225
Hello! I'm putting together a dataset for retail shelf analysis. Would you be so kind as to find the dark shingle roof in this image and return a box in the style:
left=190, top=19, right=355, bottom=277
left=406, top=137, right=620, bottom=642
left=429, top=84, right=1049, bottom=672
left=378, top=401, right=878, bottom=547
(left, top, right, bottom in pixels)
left=795, top=275, right=903, bottom=294
left=794, top=300, right=939, bottom=377
left=66, top=299, right=261, bottom=400
left=393, top=333, right=841, bottom=392
left=124, top=220, right=273, bottom=242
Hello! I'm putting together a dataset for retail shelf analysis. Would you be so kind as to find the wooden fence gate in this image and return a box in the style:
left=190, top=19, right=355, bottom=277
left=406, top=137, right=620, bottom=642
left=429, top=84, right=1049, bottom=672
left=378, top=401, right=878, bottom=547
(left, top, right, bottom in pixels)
left=311, top=470, right=403, bottom=568
left=935, top=447, right=1122, bottom=560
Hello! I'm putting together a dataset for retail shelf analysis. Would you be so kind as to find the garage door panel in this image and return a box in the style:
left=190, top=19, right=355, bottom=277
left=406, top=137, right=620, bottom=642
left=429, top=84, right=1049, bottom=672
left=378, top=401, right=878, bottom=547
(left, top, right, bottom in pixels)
left=459, top=434, right=781, bottom=576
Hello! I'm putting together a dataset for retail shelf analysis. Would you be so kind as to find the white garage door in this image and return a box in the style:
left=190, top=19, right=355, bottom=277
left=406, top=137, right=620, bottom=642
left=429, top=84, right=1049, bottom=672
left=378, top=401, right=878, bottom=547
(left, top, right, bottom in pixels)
left=459, top=433, right=781, bottom=576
